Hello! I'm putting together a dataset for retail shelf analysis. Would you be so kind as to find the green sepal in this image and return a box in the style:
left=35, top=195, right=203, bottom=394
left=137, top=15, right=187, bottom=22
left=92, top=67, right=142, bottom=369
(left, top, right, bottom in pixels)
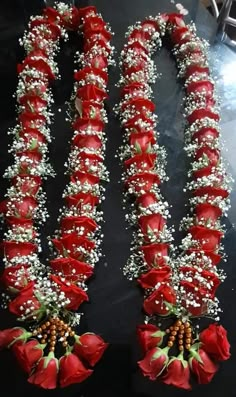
left=8, top=329, right=32, bottom=348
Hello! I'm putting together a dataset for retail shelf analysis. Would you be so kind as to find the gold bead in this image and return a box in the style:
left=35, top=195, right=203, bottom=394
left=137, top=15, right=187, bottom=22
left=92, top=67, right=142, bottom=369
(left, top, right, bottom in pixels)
left=37, top=328, right=42, bottom=333
left=170, top=326, right=174, bottom=331
left=67, top=327, right=72, bottom=332
left=185, top=338, right=191, bottom=344
left=185, top=322, right=190, bottom=328
left=42, top=324, right=46, bottom=330
left=167, top=341, right=173, bottom=347
left=43, top=334, right=48, bottom=339
left=176, top=320, right=182, bottom=327
left=179, top=329, right=185, bottom=334
left=60, top=331, right=65, bottom=336
left=178, top=334, right=183, bottom=339
left=51, top=330, right=56, bottom=336
left=32, top=330, right=37, bottom=336
left=166, top=329, right=170, bottom=334
left=172, top=331, right=177, bottom=336
left=51, top=335, right=57, bottom=341
left=46, top=321, right=50, bottom=327
left=58, top=327, right=62, bottom=332
left=50, top=341, right=56, bottom=346
left=169, top=336, right=175, bottom=341
left=180, top=324, right=185, bottom=330
left=49, top=347, right=55, bottom=352
left=179, top=345, right=184, bottom=351
left=69, top=331, right=75, bottom=337
left=185, top=344, right=191, bottom=350
left=178, top=340, right=183, bottom=345
left=63, top=341, right=68, bottom=347
left=174, top=326, right=179, bottom=331
left=41, top=339, right=46, bottom=344
left=50, top=324, right=56, bottom=330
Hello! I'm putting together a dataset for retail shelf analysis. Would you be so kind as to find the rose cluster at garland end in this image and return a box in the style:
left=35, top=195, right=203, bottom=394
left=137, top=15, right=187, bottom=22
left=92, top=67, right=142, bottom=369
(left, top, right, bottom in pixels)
left=117, top=12, right=231, bottom=389
left=0, top=3, right=113, bottom=389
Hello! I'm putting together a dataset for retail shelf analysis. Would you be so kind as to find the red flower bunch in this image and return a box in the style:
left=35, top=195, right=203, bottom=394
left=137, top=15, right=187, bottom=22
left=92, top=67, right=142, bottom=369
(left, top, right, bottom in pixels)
left=0, top=3, right=111, bottom=389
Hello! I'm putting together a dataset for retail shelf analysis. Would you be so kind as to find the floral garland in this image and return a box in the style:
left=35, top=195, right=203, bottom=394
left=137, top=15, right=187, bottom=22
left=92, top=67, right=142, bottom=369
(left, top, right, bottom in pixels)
left=117, top=13, right=231, bottom=390
left=0, top=3, right=113, bottom=389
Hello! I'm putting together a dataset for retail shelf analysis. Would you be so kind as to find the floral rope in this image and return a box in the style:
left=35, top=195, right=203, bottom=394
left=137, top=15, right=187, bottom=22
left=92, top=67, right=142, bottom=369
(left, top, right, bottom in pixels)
left=0, top=3, right=113, bottom=389
left=117, top=13, right=231, bottom=390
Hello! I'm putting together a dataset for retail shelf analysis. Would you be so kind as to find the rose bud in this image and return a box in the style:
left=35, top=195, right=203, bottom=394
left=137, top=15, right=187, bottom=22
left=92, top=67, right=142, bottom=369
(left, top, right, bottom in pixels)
left=13, top=339, right=45, bottom=373
left=189, top=348, right=218, bottom=384
left=59, top=353, right=93, bottom=387
left=73, top=333, right=108, bottom=366
left=28, top=352, right=58, bottom=389
left=138, top=346, right=169, bottom=380
left=162, top=353, right=192, bottom=390
left=0, top=327, right=31, bottom=350
left=137, top=324, right=165, bottom=353
left=199, top=324, right=230, bottom=361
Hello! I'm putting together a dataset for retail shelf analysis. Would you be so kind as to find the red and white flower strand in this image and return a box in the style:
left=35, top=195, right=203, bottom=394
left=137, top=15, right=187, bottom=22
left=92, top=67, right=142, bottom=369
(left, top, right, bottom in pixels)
left=0, top=3, right=113, bottom=389
left=117, top=12, right=231, bottom=390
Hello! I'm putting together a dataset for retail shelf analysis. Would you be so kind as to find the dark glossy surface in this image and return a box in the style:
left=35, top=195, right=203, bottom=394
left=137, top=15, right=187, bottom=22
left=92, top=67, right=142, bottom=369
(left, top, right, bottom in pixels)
left=0, top=1, right=236, bottom=396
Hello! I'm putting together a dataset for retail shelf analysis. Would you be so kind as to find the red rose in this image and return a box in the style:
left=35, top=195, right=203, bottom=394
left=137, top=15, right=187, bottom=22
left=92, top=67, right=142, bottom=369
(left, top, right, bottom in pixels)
left=129, top=131, right=156, bottom=153
left=17, top=150, right=42, bottom=173
left=171, top=26, right=191, bottom=44
left=73, top=117, right=104, bottom=133
left=57, top=6, right=80, bottom=30
left=195, top=146, right=220, bottom=167
left=50, top=257, right=93, bottom=282
left=79, top=6, right=97, bottom=21
left=122, top=98, right=155, bottom=113
left=121, top=81, right=148, bottom=98
left=143, top=284, right=176, bottom=315
left=28, top=352, right=58, bottom=389
left=19, top=94, right=47, bottom=113
left=141, top=19, right=159, bottom=31
left=199, top=324, right=230, bottom=361
left=52, top=233, right=95, bottom=260
left=9, top=282, right=42, bottom=318
left=168, top=13, right=185, bottom=27
left=76, top=100, right=103, bottom=121
left=138, top=347, right=169, bottom=380
left=2, top=241, right=37, bottom=260
left=194, top=186, right=229, bottom=200
left=12, top=175, right=42, bottom=196
left=43, top=7, right=61, bottom=23
left=126, top=173, right=160, bottom=194
left=140, top=243, right=169, bottom=267
left=30, top=20, right=61, bottom=40
left=136, top=192, right=159, bottom=208
left=19, top=113, right=46, bottom=130
left=59, top=353, right=92, bottom=387
left=162, top=355, right=191, bottom=390
left=0, top=327, right=30, bottom=350
left=50, top=275, right=88, bottom=310
left=189, top=225, right=223, bottom=251
left=193, top=127, right=219, bottom=144
left=61, top=216, right=97, bottom=236
left=74, top=66, right=108, bottom=86
left=77, top=84, right=107, bottom=102
left=65, top=192, right=99, bottom=210
left=13, top=339, right=44, bottom=373
left=185, top=65, right=210, bottom=78
left=195, top=203, right=222, bottom=223
left=84, top=29, right=111, bottom=44
left=128, top=28, right=152, bottom=44
left=187, top=80, right=214, bottom=96
left=187, top=109, right=219, bottom=124
left=73, top=133, right=102, bottom=150
left=18, top=58, right=54, bottom=80
left=138, top=267, right=171, bottom=289
left=125, top=153, right=156, bottom=172
left=137, top=324, right=165, bottom=353
left=71, top=171, right=99, bottom=186
left=124, top=114, right=155, bottom=133
left=6, top=218, right=34, bottom=234
left=139, top=213, right=166, bottom=241
left=71, top=151, right=103, bottom=175
left=7, top=196, right=38, bottom=218
left=73, top=333, right=108, bottom=366
left=1, top=264, right=30, bottom=292
left=189, top=348, right=218, bottom=384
